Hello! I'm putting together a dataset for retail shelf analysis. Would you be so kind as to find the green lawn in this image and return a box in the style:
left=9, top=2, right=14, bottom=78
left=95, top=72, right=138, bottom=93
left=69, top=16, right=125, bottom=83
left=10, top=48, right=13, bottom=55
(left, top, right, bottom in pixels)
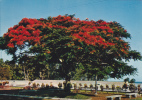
left=131, top=99, right=142, bottom=100
left=0, top=88, right=141, bottom=100
left=0, top=89, right=90, bottom=99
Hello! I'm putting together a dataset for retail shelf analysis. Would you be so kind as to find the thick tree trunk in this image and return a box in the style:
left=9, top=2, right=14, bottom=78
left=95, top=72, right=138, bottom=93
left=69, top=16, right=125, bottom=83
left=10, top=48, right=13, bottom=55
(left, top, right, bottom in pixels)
left=64, top=74, right=71, bottom=93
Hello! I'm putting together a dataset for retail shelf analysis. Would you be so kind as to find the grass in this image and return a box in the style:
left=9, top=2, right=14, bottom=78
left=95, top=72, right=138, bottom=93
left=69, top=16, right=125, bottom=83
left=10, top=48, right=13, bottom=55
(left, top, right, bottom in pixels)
left=66, top=94, right=89, bottom=99
left=131, top=99, right=142, bottom=100
left=0, top=88, right=142, bottom=100
left=11, top=87, right=23, bottom=89
left=0, top=89, right=90, bottom=99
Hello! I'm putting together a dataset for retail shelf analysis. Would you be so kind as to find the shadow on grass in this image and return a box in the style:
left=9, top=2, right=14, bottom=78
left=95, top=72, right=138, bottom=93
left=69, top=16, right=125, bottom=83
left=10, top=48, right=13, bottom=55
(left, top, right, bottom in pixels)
left=0, top=89, right=90, bottom=99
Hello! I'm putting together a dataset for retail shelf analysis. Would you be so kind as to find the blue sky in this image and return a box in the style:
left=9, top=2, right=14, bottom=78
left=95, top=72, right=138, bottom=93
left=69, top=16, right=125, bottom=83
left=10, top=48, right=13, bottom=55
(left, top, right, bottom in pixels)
left=0, top=0, right=142, bottom=82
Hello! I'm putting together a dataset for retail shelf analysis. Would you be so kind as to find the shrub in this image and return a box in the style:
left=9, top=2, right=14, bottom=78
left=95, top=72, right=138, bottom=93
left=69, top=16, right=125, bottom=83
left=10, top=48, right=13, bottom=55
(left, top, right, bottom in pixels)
left=37, top=83, right=40, bottom=87
left=58, top=82, right=62, bottom=89
left=90, top=84, right=93, bottom=88
left=0, top=82, right=2, bottom=86
left=112, top=84, right=115, bottom=91
left=100, top=85, right=103, bottom=91
left=28, top=81, right=31, bottom=85
left=50, top=82, right=53, bottom=88
left=6, top=81, right=9, bottom=84
left=123, top=83, right=128, bottom=91
left=46, top=83, right=49, bottom=88
left=24, top=86, right=31, bottom=90
left=79, top=83, right=82, bottom=90
left=116, top=86, right=121, bottom=92
left=74, top=83, right=77, bottom=89
left=84, top=84, right=87, bottom=88
left=79, top=83, right=82, bottom=87
left=138, top=85, right=141, bottom=94
left=129, top=83, right=136, bottom=92
left=32, top=82, right=36, bottom=88
left=106, top=84, right=109, bottom=89
left=41, top=83, right=45, bottom=88
left=3, top=82, right=6, bottom=85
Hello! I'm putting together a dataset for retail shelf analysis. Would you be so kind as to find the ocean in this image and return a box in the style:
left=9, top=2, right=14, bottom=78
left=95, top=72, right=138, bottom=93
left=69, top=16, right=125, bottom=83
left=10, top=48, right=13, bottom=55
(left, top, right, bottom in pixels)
left=134, top=82, right=142, bottom=86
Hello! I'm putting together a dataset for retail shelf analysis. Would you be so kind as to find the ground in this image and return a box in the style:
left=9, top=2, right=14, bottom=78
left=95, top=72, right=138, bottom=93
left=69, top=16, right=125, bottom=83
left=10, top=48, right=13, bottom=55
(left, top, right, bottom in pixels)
left=72, top=90, right=142, bottom=100
left=90, top=93, right=141, bottom=100
left=0, top=87, right=141, bottom=100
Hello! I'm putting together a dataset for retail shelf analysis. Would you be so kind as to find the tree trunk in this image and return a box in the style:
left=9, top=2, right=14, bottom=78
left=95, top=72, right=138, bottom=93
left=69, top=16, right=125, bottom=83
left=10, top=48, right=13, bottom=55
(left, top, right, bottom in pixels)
left=23, top=66, right=26, bottom=80
left=95, top=75, right=98, bottom=95
left=64, top=74, right=71, bottom=93
left=26, top=70, right=29, bottom=80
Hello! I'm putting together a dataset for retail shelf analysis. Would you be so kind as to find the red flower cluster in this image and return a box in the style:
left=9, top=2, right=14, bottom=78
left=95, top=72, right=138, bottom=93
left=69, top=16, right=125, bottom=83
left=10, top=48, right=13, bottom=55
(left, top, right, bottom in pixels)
left=4, top=15, right=129, bottom=55
left=66, top=19, right=115, bottom=48
left=4, top=18, right=44, bottom=47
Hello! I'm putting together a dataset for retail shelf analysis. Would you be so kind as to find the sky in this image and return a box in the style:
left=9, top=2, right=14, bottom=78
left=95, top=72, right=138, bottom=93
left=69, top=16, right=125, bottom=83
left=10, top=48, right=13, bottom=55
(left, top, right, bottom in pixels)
left=0, top=0, right=142, bottom=82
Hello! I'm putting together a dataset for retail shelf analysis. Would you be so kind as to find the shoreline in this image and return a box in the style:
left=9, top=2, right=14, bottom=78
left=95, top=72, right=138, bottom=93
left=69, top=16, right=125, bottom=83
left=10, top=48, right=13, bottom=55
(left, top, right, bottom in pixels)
left=1, top=80, right=142, bottom=88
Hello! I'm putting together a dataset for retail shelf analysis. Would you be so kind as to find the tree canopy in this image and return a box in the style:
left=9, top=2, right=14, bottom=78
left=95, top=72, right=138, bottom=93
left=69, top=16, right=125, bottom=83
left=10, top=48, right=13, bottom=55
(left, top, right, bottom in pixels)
left=0, top=15, right=141, bottom=81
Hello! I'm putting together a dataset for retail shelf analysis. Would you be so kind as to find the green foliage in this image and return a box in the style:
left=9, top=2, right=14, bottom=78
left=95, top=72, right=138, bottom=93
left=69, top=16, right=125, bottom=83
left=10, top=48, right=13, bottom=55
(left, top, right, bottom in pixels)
left=66, top=94, right=89, bottom=99
left=129, top=78, right=136, bottom=83
left=0, top=59, right=12, bottom=80
left=124, top=77, right=130, bottom=83
left=100, top=85, right=104, bottom=91
left=58, top=82, right=62, bottom=88
left=124, top=77, right=136, bottom=83
left=0, top=15, right=141, bottom=84
left=123, top=83, right=128, bottom=90
left=112, top=84, right=115, bottom=91
left=129, top=83, right=136, bottom=92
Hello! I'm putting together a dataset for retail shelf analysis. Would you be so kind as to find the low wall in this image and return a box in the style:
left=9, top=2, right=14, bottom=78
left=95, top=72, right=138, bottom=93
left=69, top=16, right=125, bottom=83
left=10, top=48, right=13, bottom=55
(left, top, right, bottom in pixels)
left=0, top=80, right=29, bottom=87
left=1, top=80, right=125, bottom=89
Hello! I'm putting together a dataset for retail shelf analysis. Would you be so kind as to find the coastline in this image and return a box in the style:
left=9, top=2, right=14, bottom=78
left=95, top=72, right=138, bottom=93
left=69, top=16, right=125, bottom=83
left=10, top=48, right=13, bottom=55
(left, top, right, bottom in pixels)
left=1, top=80, right=142, bottom=88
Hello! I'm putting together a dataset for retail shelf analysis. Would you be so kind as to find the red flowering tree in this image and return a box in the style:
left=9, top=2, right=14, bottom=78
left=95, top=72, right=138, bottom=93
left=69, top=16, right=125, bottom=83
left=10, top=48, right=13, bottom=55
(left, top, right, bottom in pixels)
left=0, top=15, right=141, bottom=92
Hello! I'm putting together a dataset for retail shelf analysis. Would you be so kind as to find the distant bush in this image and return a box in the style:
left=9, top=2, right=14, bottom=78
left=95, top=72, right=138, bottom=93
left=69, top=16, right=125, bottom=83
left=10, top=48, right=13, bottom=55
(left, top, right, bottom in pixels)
left=112, top=84, right=115, bottom=91
left=58, top=82, right=62, bottom=89
left=100, top=85, right=103, bottom=91
left=90, top=84, right=93, bottom=88
left=116, top=86, right=121, bottom=92
left=3, top=82, right=6, bottom=85
left=106, top=84, right=109, bottom=89
left=79, top=83, right=82, bottom=90
left=46, top=83, right=49, bottom=88
left=0, top=82, right=2, bottom=86
left=41, top=83, right=45, bottom=88
left=129, top=83, right=136, bottom=92
left=74, top=83, right=77, bottom=89
left=138, top=85, right=141, bottom=94
left=32, top=82, right=36, bottom=88
left=50, top=82, right=53, bottom=88
left=123, top=83, right=128, bottom=91
left=28, top=81, right=31, bottom=85
left=84, top=84, right=87, bottom=88
left=37, top=83, right=40, bottom=87
left=79, top=83, right=82, bottom=87
left=23, top=86, right=31, bottom=90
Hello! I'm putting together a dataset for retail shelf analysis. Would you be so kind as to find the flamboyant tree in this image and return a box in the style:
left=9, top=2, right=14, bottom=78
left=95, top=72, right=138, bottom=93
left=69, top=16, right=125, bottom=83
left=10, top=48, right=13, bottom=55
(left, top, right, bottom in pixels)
left=0, top=15, right=141, bottom=92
